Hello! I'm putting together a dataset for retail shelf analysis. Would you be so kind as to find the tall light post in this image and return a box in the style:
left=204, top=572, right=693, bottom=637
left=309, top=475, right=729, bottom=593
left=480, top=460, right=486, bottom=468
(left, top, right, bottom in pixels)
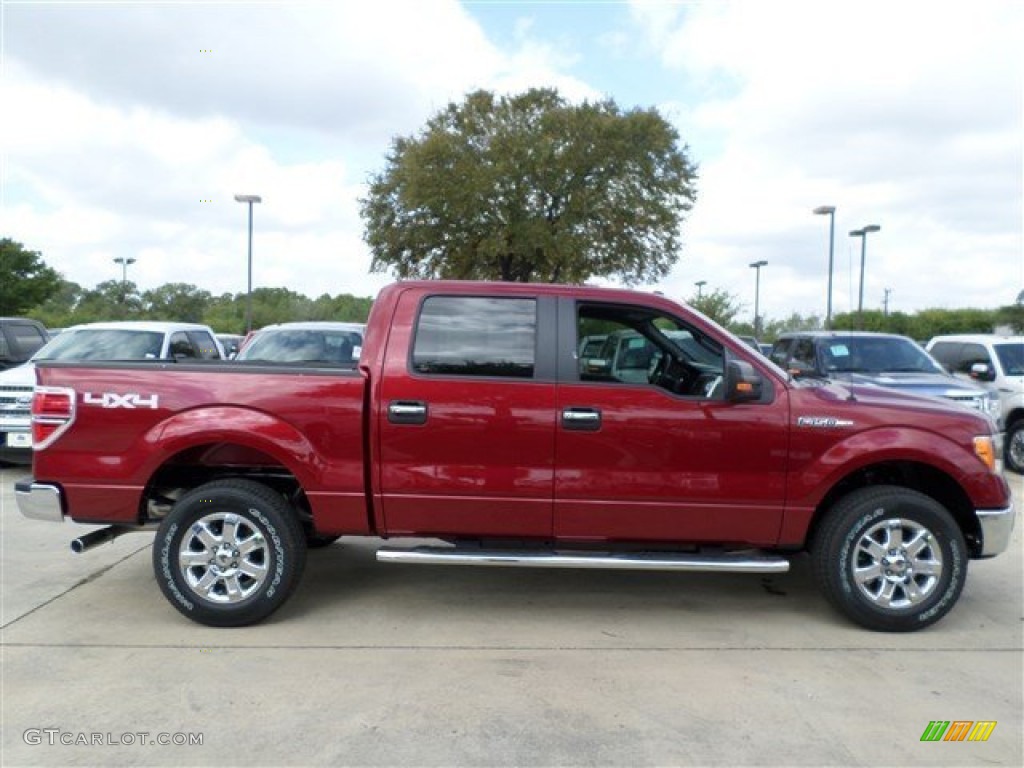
left=113, top=257, right=136, bottom=303
left=849, top=224, right=881, bottom=329
left=695, top=280, right=707, bottom=299
left=813, top=205, right=836, bottom=329
left=749, top=260, right=768, bottom=338
left=234, top=194, right=262, bottom=332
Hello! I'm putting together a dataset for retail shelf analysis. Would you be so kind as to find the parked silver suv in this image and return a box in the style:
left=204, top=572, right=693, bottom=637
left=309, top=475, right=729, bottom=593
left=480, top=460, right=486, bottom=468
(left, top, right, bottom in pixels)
left=927, top=334, right=1024, bottom=473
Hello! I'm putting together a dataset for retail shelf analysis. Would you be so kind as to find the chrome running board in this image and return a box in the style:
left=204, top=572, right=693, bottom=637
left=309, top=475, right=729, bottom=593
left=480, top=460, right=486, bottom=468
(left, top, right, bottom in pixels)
left=376, top=546, right=789, bottom=574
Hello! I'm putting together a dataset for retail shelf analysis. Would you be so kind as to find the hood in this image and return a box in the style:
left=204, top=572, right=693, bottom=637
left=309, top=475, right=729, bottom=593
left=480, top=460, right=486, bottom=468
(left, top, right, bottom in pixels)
left=842, top=371, right=984, bottom=398
left=0, top=362, right=37, bottom=387
left=792, top=378, right=994, bottom=431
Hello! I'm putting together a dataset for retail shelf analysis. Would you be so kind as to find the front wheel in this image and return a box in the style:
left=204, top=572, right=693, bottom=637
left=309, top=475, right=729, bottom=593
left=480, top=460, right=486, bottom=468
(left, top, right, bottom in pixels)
left=1005, top=420, right=1024, bottom=474
left=813, top=486, right=967, bottom=632
left=153, top=479, right=306, bottom=627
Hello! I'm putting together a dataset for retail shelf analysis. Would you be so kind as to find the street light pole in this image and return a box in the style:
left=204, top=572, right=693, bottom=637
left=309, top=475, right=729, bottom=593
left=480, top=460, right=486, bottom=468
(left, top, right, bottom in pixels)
left=749, top=260, right=768, bottom=338
left=849, top=224, right=881, bottom=329
left=234, top=194, right=262, bottom=333
left=695, top=280, right=707, bottom=299
left=813, top=206, right=836, bottom=329
left=113, top=257, right=136, bottom=303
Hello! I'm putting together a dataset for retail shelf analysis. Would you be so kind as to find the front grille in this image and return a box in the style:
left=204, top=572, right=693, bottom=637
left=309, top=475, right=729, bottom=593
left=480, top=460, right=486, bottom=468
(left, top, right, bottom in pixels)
left=945, top=393, right=985, bottom=411
left=0, top=387, right=33, bottom=419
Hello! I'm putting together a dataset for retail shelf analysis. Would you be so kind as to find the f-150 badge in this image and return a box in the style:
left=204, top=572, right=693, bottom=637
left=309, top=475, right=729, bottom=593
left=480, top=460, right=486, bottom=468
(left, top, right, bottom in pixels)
left=83, top=392, right=160, bottom=409
left=797, top=416, right=854, bottom=428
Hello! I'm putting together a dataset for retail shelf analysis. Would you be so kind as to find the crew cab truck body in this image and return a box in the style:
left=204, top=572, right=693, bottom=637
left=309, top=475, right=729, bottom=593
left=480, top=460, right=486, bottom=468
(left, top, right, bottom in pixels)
left=17, top=281, right=1015, bottom=631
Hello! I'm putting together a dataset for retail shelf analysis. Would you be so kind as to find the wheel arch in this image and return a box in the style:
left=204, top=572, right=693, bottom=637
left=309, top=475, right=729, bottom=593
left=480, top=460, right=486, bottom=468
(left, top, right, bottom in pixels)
left=135, top=408, right=321, bottom=527
left=804, top=460, right=982, bottom=557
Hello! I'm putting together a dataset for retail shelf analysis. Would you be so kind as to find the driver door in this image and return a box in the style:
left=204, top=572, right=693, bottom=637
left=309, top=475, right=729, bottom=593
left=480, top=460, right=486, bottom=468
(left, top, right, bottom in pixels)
left=553, top=298, right=788, bottom=546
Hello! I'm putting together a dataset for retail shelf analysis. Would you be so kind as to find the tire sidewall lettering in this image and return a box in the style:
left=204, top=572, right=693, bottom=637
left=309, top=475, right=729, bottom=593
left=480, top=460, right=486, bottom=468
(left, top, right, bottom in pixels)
left=159, top=522, right=194, bottom=612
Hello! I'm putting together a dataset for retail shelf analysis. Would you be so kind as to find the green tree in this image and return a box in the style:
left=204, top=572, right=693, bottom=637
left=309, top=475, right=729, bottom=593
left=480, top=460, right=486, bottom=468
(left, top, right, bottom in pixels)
left=143, top=283, right=212, bottom=323
left=203, top=293, right=247, bottom=334
left=0, top=238, right=62, bottom=315
left=28, top=279, right=85, bottom=328
left=761, top=311, right=824, bottom=342
left=995, top=303, right=1024, bottom=333
left=75, top=280, right=143, bottom=321
left=362, top=88, right=698, bottom=285
left=687, top=288, right=743, bottom=328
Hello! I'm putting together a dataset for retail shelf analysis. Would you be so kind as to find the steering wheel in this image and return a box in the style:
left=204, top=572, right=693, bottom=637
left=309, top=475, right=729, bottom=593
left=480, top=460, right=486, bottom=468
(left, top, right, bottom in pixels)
left=650, top=353, right=672, bottom=388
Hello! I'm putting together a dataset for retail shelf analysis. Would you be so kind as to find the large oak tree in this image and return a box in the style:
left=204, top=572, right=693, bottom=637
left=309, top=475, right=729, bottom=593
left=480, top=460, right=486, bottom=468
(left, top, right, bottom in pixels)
left=361, top=88, right=698, bottom=284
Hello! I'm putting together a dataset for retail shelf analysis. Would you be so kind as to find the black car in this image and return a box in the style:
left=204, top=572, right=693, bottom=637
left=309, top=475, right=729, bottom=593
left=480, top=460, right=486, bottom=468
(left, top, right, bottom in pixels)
left=0, top=317, right=49, bottom=371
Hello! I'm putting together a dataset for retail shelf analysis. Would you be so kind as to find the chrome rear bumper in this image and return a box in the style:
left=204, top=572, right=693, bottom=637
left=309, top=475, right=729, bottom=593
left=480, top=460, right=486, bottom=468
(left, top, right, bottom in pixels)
left=15, top=479, right=65, bottom=523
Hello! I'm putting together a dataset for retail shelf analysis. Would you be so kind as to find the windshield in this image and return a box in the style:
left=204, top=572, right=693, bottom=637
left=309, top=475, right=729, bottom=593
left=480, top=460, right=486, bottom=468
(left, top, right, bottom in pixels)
left=820, top=336, right=942, bottom=374
left=237, top=329, right=363, bottom=364
left=994, top=342, right=1024, bottom=376
left=32, top=328, right=164, bottom=360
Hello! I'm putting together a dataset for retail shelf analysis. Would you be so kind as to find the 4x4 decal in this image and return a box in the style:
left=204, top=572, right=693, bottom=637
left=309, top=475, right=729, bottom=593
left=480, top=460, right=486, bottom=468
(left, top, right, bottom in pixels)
left=83, top=392, right=160, bottom=409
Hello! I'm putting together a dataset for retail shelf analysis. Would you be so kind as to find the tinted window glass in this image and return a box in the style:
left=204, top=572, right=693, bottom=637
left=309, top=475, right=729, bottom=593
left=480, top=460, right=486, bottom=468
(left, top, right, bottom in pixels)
left=238, top=329, right=363, bottom=364
left=10, top=324, right=48, bottom=355
left=412, top=296, right=536, bottom=378
left=188, top=331, right=221, bottom=359
left=169, top=332, right=196, bottom=358
left=33, top=329, right=164, bottom=360
left=994, top=342, right=1024, bottom=375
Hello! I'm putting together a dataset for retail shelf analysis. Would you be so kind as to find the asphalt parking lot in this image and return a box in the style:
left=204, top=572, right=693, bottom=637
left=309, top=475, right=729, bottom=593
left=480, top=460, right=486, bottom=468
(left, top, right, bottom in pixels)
left=1, top=466, right=1021, bottom=767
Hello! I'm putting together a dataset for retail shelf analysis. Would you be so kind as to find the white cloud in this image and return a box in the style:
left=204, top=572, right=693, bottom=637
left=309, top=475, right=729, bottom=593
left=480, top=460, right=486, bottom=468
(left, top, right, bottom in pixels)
left=2, top=1, right=596, bottom=302
left=632, top=0, right=1024, bottom=319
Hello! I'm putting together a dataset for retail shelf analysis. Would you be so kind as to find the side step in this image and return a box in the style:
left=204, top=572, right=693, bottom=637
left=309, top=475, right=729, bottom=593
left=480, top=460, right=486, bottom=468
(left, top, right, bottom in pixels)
left=376, top=546, right=789, bottom=574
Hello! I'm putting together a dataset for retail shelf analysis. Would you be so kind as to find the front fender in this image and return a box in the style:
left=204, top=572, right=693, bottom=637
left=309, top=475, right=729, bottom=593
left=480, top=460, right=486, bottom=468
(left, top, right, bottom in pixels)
left=789, top=425, right=998, bottom=507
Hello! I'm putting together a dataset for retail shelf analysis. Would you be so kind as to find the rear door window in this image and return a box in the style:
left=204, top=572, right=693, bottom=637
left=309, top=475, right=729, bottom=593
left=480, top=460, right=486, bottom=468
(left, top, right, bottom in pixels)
left=412, top=296, right=536, bottom=378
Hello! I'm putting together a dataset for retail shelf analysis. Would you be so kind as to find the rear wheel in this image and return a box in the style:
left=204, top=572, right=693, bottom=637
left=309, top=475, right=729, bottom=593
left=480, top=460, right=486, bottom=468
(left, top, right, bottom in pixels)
left=1006, top=420, right=1024, bottom=474
left=813, top=486, right=967, bottom=632
left=153, top=479, right=306, bottom=626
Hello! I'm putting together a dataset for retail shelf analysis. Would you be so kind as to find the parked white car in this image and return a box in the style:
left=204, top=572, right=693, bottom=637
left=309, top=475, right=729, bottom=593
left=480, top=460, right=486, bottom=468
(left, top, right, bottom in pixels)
left=0, top=321, right=223, bottom=464
left=927, top=334, right=1024, bottom=473
left=235, top=321, right=365, bottom=364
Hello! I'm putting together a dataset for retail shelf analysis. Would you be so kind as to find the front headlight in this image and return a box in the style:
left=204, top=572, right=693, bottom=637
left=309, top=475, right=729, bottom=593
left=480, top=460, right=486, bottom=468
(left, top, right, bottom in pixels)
left=985, top=392, right=1002, bottom=422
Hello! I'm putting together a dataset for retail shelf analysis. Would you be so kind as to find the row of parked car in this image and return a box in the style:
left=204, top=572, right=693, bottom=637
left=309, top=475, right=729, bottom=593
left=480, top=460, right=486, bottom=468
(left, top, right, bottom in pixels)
left=0, top=319, right=365, bottom=463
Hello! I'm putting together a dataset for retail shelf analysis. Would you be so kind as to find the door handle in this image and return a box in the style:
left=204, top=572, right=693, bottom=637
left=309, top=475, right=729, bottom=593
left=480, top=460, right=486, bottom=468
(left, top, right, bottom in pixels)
left=562, top=407, right=601, bottom=431
left=388, top=400, right=428, bottom=425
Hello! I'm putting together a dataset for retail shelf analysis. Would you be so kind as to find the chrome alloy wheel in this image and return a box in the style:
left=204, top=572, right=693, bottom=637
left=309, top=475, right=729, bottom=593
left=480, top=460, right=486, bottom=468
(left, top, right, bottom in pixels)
left=852, top=517, right=943, bottom=609
left=178, top=512, right=269, bottom=604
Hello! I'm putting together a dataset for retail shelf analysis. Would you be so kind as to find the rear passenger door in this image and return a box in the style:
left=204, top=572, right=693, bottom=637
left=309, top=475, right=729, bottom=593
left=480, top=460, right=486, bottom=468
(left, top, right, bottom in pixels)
left=377, top=292, right=558, bottom=538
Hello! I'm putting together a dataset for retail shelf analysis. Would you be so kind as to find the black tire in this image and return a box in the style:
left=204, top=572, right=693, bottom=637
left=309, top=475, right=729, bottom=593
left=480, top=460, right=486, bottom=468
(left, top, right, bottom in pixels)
left=812, top=486, right=967, bottom=632
left=153, top=479, right=306, bottom=627
left=1005, top=419, right=1024, bottom=474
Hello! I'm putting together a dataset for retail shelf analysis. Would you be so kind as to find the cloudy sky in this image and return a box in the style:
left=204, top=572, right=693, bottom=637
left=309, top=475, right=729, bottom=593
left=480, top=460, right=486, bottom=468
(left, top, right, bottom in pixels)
left=3, top=0, right=1021, bottom=324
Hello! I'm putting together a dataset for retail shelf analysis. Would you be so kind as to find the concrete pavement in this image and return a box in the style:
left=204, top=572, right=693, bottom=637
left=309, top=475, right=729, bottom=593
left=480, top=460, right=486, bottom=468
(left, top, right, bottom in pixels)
left=1, top=466, right=1021, bottom=766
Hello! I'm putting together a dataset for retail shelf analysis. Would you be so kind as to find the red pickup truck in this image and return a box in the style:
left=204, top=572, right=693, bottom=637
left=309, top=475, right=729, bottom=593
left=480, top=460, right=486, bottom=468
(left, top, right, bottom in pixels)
left=16, top=281, right=1014, bottom=631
